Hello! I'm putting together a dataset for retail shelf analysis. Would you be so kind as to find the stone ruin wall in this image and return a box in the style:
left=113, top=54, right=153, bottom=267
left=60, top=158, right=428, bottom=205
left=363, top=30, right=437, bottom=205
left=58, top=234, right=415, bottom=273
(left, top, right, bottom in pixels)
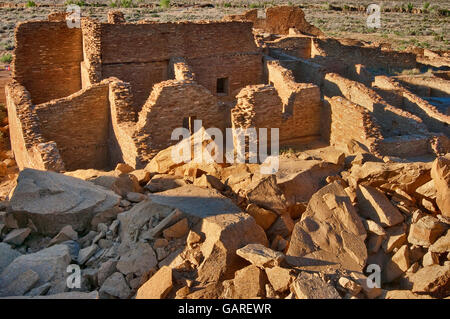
left=12, top=21, right=83, bottom=105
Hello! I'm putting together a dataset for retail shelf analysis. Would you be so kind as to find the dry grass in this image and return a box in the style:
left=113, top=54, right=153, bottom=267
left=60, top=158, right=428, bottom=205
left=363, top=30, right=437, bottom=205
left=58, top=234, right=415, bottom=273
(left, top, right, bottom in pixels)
left=0, top=0, right=448, bottom=65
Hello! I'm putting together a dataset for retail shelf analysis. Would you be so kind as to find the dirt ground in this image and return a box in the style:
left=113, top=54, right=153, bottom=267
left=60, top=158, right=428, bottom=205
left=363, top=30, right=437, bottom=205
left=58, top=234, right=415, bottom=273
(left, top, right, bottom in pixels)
left=0, top=0, right=448, bottom=66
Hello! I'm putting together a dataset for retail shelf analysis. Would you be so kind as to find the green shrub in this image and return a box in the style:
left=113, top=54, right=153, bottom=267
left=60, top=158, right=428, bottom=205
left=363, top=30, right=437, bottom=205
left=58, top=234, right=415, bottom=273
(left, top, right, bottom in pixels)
left=26, top=1, right=36, bottom=7
left=423, top=2, right=430, bottom=10
left=0, top=53, right=12, bottom=63
left=120, top=0, right=133, bottom=7
left=159, top=0, right=170, bottom=9
left=223, top=2, right=232, bottom=8
left=407, top=2, right=414, bottom=12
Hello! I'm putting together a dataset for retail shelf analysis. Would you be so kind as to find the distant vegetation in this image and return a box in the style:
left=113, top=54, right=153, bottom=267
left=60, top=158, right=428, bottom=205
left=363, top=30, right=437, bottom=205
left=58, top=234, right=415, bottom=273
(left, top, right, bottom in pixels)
left=159, top=0, right=170, bottom=9
left=0, top=53, right=12, bottom=63
left=25, top=1, right=36, bottom=7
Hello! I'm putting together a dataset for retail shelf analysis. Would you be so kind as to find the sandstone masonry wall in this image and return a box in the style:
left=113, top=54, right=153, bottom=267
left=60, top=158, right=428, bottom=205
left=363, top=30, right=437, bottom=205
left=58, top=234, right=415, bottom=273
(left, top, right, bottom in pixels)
left=13, top=21, right=83, bottom=104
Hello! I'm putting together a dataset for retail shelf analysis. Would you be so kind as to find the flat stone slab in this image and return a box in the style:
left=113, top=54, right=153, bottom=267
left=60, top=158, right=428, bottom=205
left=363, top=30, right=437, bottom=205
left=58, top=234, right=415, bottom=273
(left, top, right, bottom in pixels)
left=149, top=185, right=241, bottom=218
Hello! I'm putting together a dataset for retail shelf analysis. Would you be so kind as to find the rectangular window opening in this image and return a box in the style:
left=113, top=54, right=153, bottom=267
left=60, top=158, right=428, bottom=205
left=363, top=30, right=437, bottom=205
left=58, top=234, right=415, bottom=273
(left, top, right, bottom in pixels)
left=216, top=77, right=229, bottom=95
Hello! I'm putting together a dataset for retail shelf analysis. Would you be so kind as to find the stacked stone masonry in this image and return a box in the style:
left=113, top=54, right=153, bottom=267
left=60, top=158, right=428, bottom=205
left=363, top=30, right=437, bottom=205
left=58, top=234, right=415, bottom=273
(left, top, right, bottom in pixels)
left=5, top=6, right=450, bottom=172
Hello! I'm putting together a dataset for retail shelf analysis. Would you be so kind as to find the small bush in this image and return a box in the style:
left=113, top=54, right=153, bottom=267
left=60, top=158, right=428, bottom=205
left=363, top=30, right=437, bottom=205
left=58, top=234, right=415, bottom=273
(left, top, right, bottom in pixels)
left=26, top=1, right=36, bottom=7
left=223, top=2, right=232, bottom=8
left=109, top=0, right=117, bottom=7
left=120, top=0, right=133, bottom=8
left=423, top=2, right=430, bottom=10
left=159, top=0, right=170, bottom=9
left=407, top=2, right=414, bottom=12
left=0, top=53, right=12, bottom=63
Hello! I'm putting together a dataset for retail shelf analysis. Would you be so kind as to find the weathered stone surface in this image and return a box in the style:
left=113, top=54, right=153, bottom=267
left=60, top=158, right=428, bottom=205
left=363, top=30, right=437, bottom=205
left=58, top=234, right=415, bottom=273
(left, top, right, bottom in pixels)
left=350, top=271, right=382, bottom=299
left=384, top=290, right=434, bottom=299
left=49, top=225, right=78, bottom=246
left=193, top=174, right=225, bottom=191
left=350, top=161, right=432, bottom=194
left=97, top=259, right=118, bottom=287
left=233, top=265, right=267, bottom=298
left=8, top=169, right=121, bottom=235
left=0, top=269, right=39, bottom=297
left=162, top=218, right=189, bottom=239
left=357, top=185, right=404, bottom=227
left=145, top=174, right=187, bottom=193
left=337, top=277, right=361, bottom=296
left=99, top=272, right=131, bottom=299
left=431, top=154, right=450, bottom=217
left=276, top=158, right=341, bottom=205
left=197, top=212, right=268, bottom=282
left=0, top=244, right=71, bottom=292
left=117, top=198, right=174, bottom=245
left=287, top=182, right=367, bottom=272
left=245, top=204, right=278, bottom=230
left=411, top=264, right=450, bottom=297
left=266, top=213, right=294, bottom=241
left=430, top=230, right=450, bottom=253
left=136, top=266, right=173, bottom=299
left=383, top=245, right=410, bottom=283
left=117, top=242, right=157, bottom=277
left=362, top=219, right=386, bottom=236
left=3, top=228, right=31, bottom=246
left=236, top=244, right=284, bottom=268
left=382, top=224, right=407, bottom=254
left=126, top=192, right=147, bottom=203
left=265, top=266, right=293, bottom=293
left=292, top=272, right=341, bottom=299
left=149, top=185, right=241, bottom=219
left=246, top=175, right=287, bottom=214
left=0, top=243, right=21, bottom=274
left=408, top=215, right=446, bottom=247
left=422, top=251, right=439, bottom=267
left=78, top=244, right=98, bottom=265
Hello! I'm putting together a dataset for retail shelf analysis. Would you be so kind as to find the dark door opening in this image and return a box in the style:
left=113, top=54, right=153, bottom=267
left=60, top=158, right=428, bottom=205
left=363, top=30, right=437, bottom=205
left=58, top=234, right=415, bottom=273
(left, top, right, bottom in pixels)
left=216, top=77, right=229, bottom=95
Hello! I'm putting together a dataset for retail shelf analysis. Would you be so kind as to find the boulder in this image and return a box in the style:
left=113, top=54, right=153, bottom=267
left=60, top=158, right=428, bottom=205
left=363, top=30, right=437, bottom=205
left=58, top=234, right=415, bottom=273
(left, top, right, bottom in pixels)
left=265, top=266, right=293, bottom=293
left=233, top=265, right=267, bottom=298
left=48, top=225, right=78, bottom=246
left=246, top=175, right=287, bottom=214
left=197, top=212, right=268, bottom=282
left=0, top=243, right=21, bottom=274
left=117, top=198, right=174, bottom=246
left=287, top=182, right=367, bottom=272
left=292, top=272, right=341, bottom=299
left=356, top=185, right=404, bottom=227
left=3, top=228, right=31, bottom=246
left=431, top=154, right=450, bottom=217
left=136, top=266, right=173, bottom=299
left=349, top=161, right=432, bottom=194
left=8, top=169, right=121, bottom=235
left=407, top=215, right=446, bottom=247
left=0, top=245, right=71, bottom=295
left=245, top=204, right=278, bottom=231
left=99, top=272, right=131, bottom=299
left=145, top=174, right=187, bottom=193
left=276, top=158, right=342, bottom=205
left=383, top=245, right=410, bottom=283
left=430, top=230, right=450, bottom=253
left=411, top=264, right=450, bottom=297
left=236, top=244, right=284, bottom=268
left=0, top=269, right=39, bottom=297
left=149, top=185, right=241, bottom=219
left=116, top=242, right=157, bottom=278
left=162, top=218, right=189, bottom=239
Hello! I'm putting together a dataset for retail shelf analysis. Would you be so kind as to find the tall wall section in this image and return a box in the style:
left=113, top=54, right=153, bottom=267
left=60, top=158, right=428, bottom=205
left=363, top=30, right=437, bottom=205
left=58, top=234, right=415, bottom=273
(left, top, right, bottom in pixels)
left=12, top=21, right=83, bottom=105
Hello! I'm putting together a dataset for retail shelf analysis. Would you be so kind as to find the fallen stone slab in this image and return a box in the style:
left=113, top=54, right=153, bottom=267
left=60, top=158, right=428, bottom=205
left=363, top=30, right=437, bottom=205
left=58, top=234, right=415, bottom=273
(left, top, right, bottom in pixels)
left=197, top=212, right=268, bottom=283
left=411, top=264, right=450, bottom=297
left=136, top=266, right=173, bottom=299
left=145, top=174, right=187, bottom=193
left=99, top=272, right=131, bottom=299
left=265, top=266, right=293, bottom=293
left=233, top=265, right=267, bottom=298
left=287, top=182, right=367, bottom=272
left=408, top=215, right=446, bottom=247
left=149, top=185, right=242, bottom=219
left=3, top=228, right=31, bottom=246
left=429, top=230, right=450, bottom=253
left=8, top=169, right=121, bottom=236
left=292, top=272, right=341, bottom=299
left=0, top=269, right=39, bottom=297
left=349, top=161, right=432, bottom=194
left=236, top=243, right=284, bottom=268
left=356, top=185, right=404, bottom=227
left=0, top=244, right=71, bottom=294
left=431, top=154, right=450, bottom=217
left=276, top=158, right=342, bottom=205
left=0, top=243, right=21, bottom=274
